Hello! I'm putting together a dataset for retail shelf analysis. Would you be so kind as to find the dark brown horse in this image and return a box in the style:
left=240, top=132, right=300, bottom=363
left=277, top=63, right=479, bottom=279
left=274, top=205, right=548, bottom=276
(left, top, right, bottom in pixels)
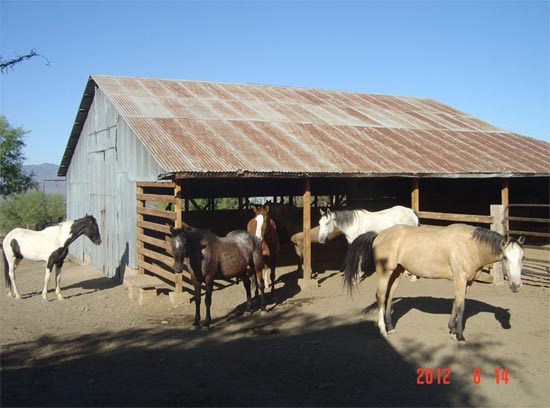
left=171, top=227, right=266, bottom=329
left=247, top=204, right=280, bottom=296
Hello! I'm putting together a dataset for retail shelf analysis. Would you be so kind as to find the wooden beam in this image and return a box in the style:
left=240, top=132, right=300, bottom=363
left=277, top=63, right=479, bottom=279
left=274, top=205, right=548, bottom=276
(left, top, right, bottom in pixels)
left=411, top=178, right=420, bottom=214
left=302, top=177, right=312, bottom=280
left=174, top=183, right=183, bottom=293
left=502, top=179, right=510, bottom=234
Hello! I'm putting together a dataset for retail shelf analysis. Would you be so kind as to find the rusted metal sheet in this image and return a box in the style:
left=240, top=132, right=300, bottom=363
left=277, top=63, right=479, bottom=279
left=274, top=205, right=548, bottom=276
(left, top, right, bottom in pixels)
left=60, top=75, right=549, bottom=178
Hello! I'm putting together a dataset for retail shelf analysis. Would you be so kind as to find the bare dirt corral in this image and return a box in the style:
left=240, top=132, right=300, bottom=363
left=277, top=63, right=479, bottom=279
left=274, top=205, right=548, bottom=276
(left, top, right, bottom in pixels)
left=1, top=255, right=549, bottom=407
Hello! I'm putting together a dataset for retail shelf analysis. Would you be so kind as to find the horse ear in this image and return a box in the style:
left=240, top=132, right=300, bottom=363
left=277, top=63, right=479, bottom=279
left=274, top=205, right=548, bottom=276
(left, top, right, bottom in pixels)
left=327, top=208, right=332, bottom=216
left=264, top=204, right=270, bottom=214
left=320, top=208, right=325, bottom=216
left=518, top=235, right=526, bottom=245
left=170, top=226, right=176, bottom=235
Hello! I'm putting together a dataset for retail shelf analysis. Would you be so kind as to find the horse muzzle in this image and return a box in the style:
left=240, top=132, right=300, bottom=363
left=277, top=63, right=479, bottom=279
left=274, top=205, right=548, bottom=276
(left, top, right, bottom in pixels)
left=173, top=262, right=184, bottom=273
left=318, top=232, right=328, bottom=244
left=510, top=281, right=522, bottom=293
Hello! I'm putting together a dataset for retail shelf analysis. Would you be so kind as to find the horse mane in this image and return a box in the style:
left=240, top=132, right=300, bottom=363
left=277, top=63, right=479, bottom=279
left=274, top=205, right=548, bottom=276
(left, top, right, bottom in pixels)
left=333, top=210, right=360, bottom=230
left=471, top=227, right=504, bottom=254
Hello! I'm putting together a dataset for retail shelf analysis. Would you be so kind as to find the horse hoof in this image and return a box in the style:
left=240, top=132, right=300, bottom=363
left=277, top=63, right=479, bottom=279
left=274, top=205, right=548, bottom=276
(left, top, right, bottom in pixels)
left=387, top=329, right=396, bottom=335
left=57, top=295, right=65, bottom=301
left=260, top=310, right=268, bottom=316
left=41, top=297, right=49, bottom=303
left=191, top=324, right=201, bottom=331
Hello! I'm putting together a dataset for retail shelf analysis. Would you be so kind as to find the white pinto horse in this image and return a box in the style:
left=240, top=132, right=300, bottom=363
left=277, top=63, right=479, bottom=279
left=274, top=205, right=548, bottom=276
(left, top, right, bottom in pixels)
left=318, top=206, right=419, bottom=281
left=2, top=215, right=102, bottom=302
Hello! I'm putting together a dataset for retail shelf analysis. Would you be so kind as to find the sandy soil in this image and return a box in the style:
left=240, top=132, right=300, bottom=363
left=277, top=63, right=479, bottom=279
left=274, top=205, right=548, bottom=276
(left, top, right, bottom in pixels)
left=1, top=256, right=549, bottom=407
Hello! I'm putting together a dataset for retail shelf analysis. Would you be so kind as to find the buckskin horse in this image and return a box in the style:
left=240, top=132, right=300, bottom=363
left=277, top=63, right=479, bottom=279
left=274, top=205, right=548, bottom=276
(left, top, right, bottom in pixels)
left=342, top=224, right=524, bottom=342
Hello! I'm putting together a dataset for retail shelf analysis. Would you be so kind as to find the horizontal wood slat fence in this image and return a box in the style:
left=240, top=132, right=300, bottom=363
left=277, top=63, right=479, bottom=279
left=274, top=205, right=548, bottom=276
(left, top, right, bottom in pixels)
left=136, top=181, right=549, bottom=292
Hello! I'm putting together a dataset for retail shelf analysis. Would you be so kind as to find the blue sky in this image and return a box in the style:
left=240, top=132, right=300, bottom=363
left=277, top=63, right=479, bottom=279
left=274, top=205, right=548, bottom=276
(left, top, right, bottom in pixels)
left=1, top=0, right=548, bottom=165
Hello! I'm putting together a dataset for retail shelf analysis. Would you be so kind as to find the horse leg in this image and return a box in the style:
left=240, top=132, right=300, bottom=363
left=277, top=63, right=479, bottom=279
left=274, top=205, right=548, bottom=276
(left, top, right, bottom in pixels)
left=241, top=273, right=253, bottom=313
left=6, top=257, right=22, bottom=299
left=256, top=269, right=267, bottom=314
left=452, top=277, right=468, bottom=342
left=41, top=266, right=53, bottom=302
left=191, top=276, right=202, bottom=330
left=385, top=266, right=405, bottom=333
left=53, top=263, right=65, bottom=301
left=448, top=299, right=458, bottom=336
left=376, top=272, right=391, bottom=339
left=269, top=256, right=277, bottom=300
left=203, top=280, right=213, bottom=328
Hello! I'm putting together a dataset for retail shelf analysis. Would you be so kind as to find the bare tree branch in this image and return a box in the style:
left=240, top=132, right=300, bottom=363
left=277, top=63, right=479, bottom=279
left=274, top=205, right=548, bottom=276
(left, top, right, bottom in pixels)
left=0, top=49, right=50, bottom=73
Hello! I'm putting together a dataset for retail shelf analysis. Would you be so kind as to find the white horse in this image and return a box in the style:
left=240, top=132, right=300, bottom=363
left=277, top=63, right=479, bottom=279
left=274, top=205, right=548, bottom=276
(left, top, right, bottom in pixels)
left=2, top=215, right=102, bottom=302
left=318, top=206, right=419, bottom=281
left=318, top=206, right=419, bottom=244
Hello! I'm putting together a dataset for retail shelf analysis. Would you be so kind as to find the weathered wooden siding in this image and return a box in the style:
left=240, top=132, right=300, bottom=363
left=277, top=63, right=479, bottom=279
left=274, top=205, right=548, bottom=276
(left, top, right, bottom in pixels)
left=66, top=88, right=164, bottom=278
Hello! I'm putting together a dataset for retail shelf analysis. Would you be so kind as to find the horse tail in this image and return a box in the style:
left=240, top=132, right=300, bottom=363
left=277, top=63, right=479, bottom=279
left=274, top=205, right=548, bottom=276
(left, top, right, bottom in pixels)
left=342, top=231, right=378, bottom=292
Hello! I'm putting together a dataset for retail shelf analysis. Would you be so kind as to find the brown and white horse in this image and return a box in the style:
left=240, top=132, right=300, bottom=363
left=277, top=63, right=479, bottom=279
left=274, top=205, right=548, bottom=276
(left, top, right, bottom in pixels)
left=247, top=204, right=280, bottom=297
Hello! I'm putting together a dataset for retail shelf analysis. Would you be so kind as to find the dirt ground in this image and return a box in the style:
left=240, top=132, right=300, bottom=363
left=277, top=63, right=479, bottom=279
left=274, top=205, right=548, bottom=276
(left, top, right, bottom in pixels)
left=1, top=254, right=549, bottom=407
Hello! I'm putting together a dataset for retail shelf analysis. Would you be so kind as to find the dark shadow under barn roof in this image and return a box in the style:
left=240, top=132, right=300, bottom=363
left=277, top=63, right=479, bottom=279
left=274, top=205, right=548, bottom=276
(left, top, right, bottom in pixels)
left=59, top=75, right=549, bottom=178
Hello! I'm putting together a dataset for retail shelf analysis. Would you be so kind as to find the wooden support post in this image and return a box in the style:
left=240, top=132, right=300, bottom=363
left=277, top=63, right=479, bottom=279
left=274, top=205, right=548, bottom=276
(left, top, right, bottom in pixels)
left=411, top=178, right=420, bottom=214
left=174, top=182, right=183, bottom=294
left=501, top=179, right=509, bottom=235
left=299, top=177, right=317, bottom=288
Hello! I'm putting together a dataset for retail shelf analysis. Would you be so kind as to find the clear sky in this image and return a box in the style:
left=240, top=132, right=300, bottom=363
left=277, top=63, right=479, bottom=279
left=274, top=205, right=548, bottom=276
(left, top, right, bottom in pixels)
left=1, top=0, right=548, bottom=166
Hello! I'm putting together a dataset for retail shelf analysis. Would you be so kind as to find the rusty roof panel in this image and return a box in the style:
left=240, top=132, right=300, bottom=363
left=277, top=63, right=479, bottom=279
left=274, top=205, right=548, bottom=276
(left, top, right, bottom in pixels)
left=58, top=75, right=549, bottom=178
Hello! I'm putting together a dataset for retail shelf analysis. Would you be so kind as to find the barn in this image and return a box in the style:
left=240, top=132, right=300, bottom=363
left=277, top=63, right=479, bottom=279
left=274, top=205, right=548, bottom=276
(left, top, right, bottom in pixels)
left=58, top=75, right=549, bottom=287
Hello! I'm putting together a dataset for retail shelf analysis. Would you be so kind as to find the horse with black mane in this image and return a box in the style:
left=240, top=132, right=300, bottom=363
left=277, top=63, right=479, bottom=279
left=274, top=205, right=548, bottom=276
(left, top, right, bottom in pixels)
left=343, top=224, right=524, bottom=342
left=171, top=227, right=266, bottom=329
left=2, top=215, right=102, bottom=302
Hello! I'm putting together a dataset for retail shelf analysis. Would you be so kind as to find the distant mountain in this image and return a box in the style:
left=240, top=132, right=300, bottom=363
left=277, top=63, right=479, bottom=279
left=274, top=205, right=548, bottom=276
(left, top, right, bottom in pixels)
left=23, top=163, right=66, bottom=196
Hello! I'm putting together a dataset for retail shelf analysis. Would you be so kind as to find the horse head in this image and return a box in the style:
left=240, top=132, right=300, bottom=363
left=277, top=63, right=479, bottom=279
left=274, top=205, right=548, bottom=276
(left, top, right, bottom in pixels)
left=81, top=214, right=102, bottom=245
left=170, top=227, right=187, bottom=273
left=501, top=235, right=525, bottom=292
left=318, top=207, right=334, bottom=244
left=252, top=204, right=272, bottom=242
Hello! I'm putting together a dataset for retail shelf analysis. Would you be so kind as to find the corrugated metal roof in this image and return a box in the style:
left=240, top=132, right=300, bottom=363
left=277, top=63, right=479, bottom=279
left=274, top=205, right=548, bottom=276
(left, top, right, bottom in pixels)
left=59, top=75, right=549, bottom=178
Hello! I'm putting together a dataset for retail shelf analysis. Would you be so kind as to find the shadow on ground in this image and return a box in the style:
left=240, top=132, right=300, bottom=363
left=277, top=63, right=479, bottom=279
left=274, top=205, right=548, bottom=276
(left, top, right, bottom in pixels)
left=1, top=305, right=497, bottom=407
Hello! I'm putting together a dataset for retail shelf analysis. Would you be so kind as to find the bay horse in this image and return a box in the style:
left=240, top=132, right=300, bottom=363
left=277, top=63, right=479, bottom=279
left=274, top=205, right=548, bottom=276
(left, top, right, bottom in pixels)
left=247, top=204, right=280, bottom=296
left=342, top=224, right=524, bottom=341
left=170, top=227, right=266, bottom=329
left=2, top=215, right=102, bottom=302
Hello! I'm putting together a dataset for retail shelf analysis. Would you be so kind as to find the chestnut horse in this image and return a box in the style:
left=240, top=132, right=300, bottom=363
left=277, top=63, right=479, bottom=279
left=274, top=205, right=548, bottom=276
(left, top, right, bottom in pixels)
left=247, top=204, right=280, bottom=297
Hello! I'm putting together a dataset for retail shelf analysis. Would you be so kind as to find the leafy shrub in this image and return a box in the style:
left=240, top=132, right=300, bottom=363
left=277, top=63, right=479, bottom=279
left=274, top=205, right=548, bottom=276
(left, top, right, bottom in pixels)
left=0, top=189, right=65, bottom=232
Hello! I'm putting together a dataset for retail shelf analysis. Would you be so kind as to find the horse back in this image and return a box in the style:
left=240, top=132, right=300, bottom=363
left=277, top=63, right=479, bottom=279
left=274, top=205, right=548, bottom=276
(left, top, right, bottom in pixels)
left=375, top=225, right=458, bottom=279
left=3, top=227, right=65, bottom=261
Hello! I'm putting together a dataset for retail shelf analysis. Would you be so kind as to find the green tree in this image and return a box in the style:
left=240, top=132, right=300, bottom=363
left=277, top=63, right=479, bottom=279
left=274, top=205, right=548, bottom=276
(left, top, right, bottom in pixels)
left=0, top=190, right=65, bottom=231
left=0, top=115, right=37, bottom=196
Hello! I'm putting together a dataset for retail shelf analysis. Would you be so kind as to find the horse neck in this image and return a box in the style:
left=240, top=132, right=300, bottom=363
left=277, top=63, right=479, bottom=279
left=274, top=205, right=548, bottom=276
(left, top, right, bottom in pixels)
left=334, top=210, right=362, bottom=242
left=56, top=221, right=75, bottom=246
left=63, top=219, right=90, bottom=247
